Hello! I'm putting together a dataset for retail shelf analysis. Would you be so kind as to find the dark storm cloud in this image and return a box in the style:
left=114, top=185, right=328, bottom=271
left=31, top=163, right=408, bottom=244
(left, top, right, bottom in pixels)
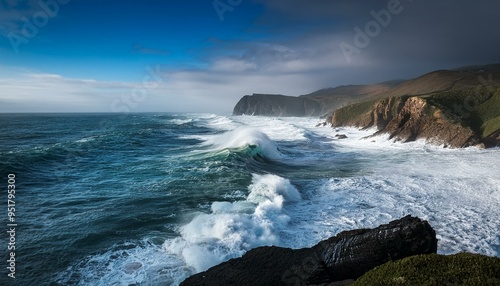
left=3, top=0, right=500, bottom=113
left=230, top=0, right=500, bottom=84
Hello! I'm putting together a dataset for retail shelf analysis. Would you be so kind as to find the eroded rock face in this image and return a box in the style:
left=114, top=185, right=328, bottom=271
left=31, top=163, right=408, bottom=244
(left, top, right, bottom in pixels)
left=331, top=96, right=483, bottom=148
left=330, top=97, right=405, bottom=129
left=484, top=130, right=500, bottom=148
left=180, top=246, right=330, bottom=286
left=180, top=216, right=437, bottom=286
left=378, top=97, right=481, bottom=147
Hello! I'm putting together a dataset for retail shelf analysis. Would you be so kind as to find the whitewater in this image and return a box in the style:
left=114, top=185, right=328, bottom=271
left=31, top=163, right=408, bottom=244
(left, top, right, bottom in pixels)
left=0, top=113, right=498, bottom=286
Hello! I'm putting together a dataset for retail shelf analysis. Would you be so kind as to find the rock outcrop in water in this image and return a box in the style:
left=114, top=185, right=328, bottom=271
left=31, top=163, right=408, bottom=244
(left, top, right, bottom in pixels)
left=180, top=216, right=437, bottom=286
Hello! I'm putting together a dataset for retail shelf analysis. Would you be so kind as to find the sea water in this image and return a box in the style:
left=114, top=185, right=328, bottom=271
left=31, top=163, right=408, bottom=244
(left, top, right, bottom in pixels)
left=0, top=113, right=498, bottom=285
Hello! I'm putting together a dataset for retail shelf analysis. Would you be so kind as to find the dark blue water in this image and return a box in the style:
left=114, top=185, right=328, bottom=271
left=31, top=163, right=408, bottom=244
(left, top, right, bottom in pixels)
left=1, top=113, right=499, bottom=286
left=0, top=113, right=253, bottom=285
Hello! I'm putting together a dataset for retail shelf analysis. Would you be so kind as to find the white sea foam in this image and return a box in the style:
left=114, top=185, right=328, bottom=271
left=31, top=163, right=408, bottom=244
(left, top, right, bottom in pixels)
left=162, top=174, right=300, bottom=275
left=168, top=118, right=193, bottom=125
left=232, top=115, right=308, bottom=142
left=75, top=137, right=94, bottom=143
left=200, top=127, right=283, bottom=159
left=272, top=117, right=500, bottom=256
left=193, top=113, right=240, bottom=131
left=63, top=115, right=500, bottom=286
left=56, top=240, right=186, bottom=286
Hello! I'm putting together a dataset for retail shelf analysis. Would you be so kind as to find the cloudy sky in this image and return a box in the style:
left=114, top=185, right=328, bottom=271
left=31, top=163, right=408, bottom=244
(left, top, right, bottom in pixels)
left=1, top=0, right=499, bottom=113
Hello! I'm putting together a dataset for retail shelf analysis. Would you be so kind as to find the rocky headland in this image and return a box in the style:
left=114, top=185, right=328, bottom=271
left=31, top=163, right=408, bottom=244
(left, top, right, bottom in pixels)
left=233, top=94, right=323, bottom=117
left=233, top=64, right=500, bottom=148
left=233, top=81, right=400, bottom=117
left=181, top=216, right=500, bottom=285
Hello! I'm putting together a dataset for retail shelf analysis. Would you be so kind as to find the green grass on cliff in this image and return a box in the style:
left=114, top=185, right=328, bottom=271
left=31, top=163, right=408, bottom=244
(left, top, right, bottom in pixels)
left=333, top=87, right=500, bottom=137
left=478, top=91, right=500, bottom=136
left=332, top=99, right=377, bottom=125
left=483, top=117, right=500, bottom=137
left=427, top=88, right=500, bottom=137
left=353, top=253, right=500, bottom=286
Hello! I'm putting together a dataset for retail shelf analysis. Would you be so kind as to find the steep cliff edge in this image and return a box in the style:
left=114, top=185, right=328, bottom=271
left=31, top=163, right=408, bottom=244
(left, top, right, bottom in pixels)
left=231, top=65, right=500, bottom=147
left=331, top=89, right=500, bottom=148
left=232, top=82, right=400, bottom=117
left=233, top=94, right=323, bottom=116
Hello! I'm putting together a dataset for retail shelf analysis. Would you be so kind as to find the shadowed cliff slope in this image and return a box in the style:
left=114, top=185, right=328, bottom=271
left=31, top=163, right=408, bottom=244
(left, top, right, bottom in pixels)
left=233, top=94, right=323, bottom=116
left=233, top=82, right=400, bottom=117
left=331, top=74, right=500, bottom=148
left=233, top=64, right=500, bottom=147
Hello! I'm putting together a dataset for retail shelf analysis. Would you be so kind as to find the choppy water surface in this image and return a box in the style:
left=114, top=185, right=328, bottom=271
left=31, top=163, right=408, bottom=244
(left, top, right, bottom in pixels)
left=0, top=113, right=498, bottom=285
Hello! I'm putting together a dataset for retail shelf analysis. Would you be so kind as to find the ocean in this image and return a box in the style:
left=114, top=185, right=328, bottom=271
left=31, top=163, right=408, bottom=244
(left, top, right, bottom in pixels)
left=1, top=113, right=499, bottom=285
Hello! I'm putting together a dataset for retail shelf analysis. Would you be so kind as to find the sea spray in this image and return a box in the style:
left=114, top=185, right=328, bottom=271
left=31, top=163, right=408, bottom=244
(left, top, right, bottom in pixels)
left=4, top=113, right=497, bottom=286
left=199, top=127, right=283, bottom=160
left=163, top=174, right=300, bottom=273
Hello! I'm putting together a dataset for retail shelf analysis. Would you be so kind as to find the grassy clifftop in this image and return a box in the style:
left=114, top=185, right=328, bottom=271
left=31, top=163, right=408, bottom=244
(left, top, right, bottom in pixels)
left=354, top=253, right=500, bottom=286
left=231, top=64, right=500, bottom=145
left=330, top=68, right=500, bottom=148
left=426, top=88, right=500, bottom=137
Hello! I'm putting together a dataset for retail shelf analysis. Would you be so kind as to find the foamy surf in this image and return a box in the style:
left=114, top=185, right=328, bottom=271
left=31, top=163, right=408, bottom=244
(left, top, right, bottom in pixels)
left=162, top=174, right=300, bottom=276
left=184, top=127, right=283, bottom=161
left=44, top=114, right=499, bottom=286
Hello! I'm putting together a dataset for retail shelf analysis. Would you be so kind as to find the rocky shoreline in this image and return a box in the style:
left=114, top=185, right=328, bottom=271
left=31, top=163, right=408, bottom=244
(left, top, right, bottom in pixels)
left=232, top=65, right=500, bottom=148
left=180, top=216, right=500, bottom=285
left=330, top=95, right=500, bottom=148
left=181, top=216, right=436, bottom=285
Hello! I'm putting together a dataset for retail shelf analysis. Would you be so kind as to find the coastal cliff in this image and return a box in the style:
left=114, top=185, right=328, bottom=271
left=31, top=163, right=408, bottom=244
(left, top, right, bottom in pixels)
left=233, top=94, right=323, bottom=117
left=232, top=65, right=500, bottom=148
left=331, top=89, right=500, bottom=148
left=232, top=81, right=399, bottom=117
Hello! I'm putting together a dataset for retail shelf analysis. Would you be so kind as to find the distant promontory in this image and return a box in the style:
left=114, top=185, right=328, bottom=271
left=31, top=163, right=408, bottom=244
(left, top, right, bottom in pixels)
left=233, top=64, right=500, bottom=148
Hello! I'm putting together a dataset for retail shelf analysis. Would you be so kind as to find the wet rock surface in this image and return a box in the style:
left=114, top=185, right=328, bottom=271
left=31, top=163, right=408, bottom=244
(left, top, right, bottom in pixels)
left=181, top=216, right=437, bottom=286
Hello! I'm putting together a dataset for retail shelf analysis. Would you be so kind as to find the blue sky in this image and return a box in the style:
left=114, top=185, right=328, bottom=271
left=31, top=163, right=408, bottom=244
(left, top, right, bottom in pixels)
left=1, top=0, right=500, bottom=113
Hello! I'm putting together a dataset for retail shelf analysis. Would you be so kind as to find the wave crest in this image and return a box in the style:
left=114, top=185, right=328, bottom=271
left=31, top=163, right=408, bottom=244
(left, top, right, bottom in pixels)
left=162, top=174, right=300, bottom=274
left=207, top=128, right=282, bottom=160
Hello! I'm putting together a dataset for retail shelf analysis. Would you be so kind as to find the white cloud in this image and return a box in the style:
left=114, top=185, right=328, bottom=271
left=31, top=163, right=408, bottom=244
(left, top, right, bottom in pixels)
left=0, top=69, right=135, bottom=112
left=0, top=40, right=383, bottom=114
left=0, top=62, right=336, bottom=113
left=212, top=58, right=257, bottom=72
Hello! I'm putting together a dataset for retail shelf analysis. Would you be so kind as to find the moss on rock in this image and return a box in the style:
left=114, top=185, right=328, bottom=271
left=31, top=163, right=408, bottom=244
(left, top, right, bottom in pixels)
left=353, top=253, right=500, bottom=286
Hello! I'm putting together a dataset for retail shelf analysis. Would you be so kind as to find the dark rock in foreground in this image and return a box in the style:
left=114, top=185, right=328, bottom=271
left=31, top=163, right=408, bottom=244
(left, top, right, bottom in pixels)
left=181, top=215, right=437, bottom=286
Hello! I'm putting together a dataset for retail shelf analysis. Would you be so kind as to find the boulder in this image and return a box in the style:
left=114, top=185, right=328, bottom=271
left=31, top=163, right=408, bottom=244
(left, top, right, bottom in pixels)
left=313, top=215, right=437, bottom=282
left=181, top=216, right=437, bottom=286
